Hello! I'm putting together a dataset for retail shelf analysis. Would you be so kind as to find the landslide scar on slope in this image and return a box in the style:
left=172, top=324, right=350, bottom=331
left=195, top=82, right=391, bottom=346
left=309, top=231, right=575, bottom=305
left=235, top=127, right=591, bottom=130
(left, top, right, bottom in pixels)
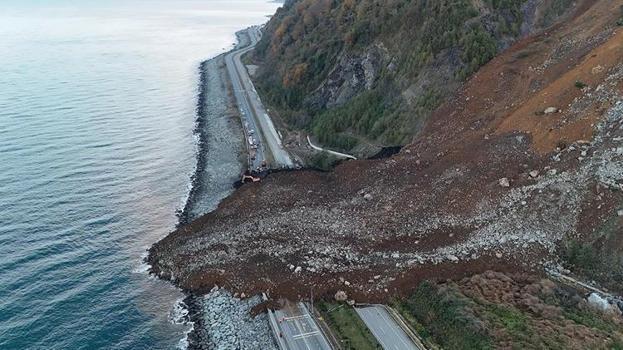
left=497, top=29, right=623, bottom=154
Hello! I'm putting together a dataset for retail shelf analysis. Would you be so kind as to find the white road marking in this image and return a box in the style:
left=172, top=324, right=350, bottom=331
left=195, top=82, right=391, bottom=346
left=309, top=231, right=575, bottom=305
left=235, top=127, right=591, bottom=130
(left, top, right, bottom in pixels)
left=292, top=331, right=320, bottom=339
left=283, top=315, right=309, bottom=321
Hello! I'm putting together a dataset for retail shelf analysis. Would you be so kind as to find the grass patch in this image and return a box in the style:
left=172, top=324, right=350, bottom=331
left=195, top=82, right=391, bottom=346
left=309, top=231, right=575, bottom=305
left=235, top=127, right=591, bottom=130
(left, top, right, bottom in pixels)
left=561, top=209, right=623, bottom=294
left=391, top=300, right=437, bottom=347
left=485, top=304, right=530, bottom=335
left=481, top=303, right=539, bottom=348
left=563, top=307, right=618, bottom=334
left=241, top=51, right=253, bottom=66
left=308, top=151, right=340, bottom=171
left=316, top=302, right=380, bottom=350
left=609, top=339, right=623, bottom=350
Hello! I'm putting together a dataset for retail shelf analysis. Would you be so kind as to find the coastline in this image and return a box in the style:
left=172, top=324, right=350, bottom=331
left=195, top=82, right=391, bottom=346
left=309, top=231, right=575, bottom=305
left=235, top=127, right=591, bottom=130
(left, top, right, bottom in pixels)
left=173, top=53, right=244, bottom=350
left=168, top=31, right=275, bottom=349
left=176, top=59, right=210, bottom=226
left=177, top=54, right=247, bottom=226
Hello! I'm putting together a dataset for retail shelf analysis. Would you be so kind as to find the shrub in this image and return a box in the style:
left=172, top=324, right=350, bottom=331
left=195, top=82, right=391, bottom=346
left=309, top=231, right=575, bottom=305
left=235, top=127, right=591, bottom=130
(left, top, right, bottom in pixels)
left=308, top=151, right=339, bottom=171
left=254, top=0, right=529, bottom=149
left=400, top=282, right=493, bottom=349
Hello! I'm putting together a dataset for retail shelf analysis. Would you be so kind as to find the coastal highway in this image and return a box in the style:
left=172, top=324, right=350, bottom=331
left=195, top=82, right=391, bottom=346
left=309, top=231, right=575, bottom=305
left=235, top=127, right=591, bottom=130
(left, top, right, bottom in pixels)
left=355, top=305, right=421, bottom=350
left=225, top=26, right=294, bottom=169
left=271, top=302, right=333, bottom=350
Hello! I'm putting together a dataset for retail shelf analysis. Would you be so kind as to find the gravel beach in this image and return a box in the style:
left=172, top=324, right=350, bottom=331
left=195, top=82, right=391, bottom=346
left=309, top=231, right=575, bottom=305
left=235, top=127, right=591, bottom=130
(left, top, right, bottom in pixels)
left=178, top=55, right=247, bottom=225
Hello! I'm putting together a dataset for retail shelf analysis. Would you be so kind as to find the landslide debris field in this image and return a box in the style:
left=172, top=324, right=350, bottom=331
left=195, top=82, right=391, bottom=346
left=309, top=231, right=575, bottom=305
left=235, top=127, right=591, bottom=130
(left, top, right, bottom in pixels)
left=149, top=0, right=623, bottom=303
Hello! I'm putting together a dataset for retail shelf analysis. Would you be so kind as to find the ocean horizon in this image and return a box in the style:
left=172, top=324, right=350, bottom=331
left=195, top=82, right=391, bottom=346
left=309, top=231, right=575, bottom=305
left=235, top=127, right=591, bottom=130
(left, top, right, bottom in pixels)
left=0, top=1, right=279, bottom=349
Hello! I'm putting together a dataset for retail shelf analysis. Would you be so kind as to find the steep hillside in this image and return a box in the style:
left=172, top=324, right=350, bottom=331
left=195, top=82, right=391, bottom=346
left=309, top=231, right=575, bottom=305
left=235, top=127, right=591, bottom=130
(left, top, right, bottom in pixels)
left=149, top=0, right=623, bottom=346
left=150, top=0, right=623, bottom=300
left=253, top=0, right=579, bottom=153
left=394, top=272, right=623, bottom=349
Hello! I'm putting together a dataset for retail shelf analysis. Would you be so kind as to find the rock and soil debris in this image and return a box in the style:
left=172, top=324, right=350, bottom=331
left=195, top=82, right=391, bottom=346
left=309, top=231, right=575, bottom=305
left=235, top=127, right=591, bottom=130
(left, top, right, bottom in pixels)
left=149, top=0, right=623, bottom=307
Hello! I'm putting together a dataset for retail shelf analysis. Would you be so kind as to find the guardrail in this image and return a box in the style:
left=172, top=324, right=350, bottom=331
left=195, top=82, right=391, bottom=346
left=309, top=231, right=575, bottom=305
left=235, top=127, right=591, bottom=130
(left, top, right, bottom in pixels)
left=266, top=308, right=289, bottom=350
left=382, top=305, right=428, bottom=350
left=307, top=136, right=357, bottom=160
left=305, top=302, right=342, bottom=350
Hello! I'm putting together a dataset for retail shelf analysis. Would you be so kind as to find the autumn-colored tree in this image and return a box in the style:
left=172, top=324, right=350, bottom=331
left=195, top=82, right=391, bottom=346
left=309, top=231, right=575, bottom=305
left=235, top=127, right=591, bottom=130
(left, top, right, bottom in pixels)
left=254, top=0, right=535, bottom=150
left=283, top=63, right=308, bottom=87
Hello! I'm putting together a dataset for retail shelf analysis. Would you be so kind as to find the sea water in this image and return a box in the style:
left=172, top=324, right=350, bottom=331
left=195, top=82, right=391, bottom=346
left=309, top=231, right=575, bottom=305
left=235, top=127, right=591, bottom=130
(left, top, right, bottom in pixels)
left=0, top=1, right=279, bottom=349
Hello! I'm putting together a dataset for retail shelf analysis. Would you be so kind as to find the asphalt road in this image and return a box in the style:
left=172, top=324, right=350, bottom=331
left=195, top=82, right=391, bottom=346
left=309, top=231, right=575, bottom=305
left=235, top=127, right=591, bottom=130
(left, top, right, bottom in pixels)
left=225, top=27, right=294, bottom=170
left=273, top=303, right=333, bottom=350
left=355, top=305, right=420, bottom=350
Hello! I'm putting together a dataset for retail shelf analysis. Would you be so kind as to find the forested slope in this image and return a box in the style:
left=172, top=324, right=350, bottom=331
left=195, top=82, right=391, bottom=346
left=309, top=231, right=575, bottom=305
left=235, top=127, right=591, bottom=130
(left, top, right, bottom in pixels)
left=253, top=0, right=576, bottom=152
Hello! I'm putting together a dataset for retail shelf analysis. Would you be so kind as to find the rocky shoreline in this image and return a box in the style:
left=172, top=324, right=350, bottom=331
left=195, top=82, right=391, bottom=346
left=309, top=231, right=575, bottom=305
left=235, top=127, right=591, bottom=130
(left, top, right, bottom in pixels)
left=167, top=46, right=277, bottom=349
left=177, top=55, right=247, bottom=226
left=185, top=289, right=277, bottom=350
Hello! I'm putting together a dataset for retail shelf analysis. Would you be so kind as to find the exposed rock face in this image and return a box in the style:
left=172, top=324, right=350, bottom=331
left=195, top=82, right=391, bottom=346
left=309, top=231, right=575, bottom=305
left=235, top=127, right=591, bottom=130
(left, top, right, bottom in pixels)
left=305, top=44, right=388, bottom=111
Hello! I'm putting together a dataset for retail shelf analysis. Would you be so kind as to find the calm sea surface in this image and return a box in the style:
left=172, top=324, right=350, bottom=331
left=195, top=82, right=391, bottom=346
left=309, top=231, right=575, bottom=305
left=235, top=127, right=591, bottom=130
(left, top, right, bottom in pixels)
left=0, top=1, right=278, bottom=349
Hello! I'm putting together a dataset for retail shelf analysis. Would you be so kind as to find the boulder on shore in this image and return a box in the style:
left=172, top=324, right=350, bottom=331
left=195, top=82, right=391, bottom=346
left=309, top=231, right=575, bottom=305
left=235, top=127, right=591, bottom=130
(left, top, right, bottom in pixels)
left=335, top=290, right=348, bottom=302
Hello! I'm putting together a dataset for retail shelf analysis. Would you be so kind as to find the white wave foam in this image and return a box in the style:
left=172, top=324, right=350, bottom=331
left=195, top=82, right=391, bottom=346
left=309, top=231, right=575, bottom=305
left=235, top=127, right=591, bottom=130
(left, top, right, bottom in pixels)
left=170, top=298, right=194, bottom=350
left=175, top=92, right=202, bottom=219
left=169, top=298, right=189, bottom=324
left=177, top=322, right=194, bottom=350
left=132, top=250, right=151, bottom=274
